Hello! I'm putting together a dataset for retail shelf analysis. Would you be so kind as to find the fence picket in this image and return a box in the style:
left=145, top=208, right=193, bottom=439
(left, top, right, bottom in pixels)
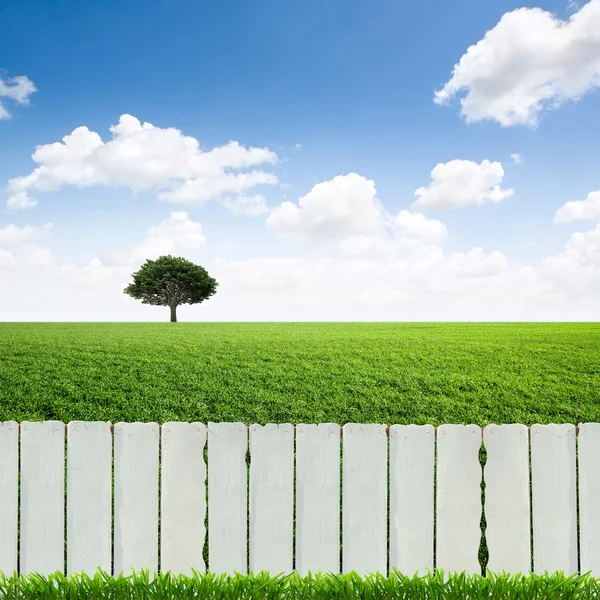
left=531, top=424, right=577, bottom=575
left=249, top=424, right=294, bottom=574
left=161, top=422, right=207, bottom=575
left=483, top=424, right=530, bottom=575
left=20, top=421, right=65, bottom=575
left=579, top=423, right=600, bottom=577
left=295, top=423, right=340, bottom=576
left=436, top=424, right=482, bottom=576
left=342, top=423, right=387, bottom=576
left=389, top=424, right=434, bottom=576
left=0, top=422, right=18, bottom=575
left=114, top=422, right=159, bottom=576
left=67, top=421, right=112, bottom=575
left=208, top=422, right=248, bottom=575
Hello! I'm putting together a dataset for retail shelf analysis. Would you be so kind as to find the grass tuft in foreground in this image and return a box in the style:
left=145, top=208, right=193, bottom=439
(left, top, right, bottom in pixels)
left=1, top=569, right=600, bottom=600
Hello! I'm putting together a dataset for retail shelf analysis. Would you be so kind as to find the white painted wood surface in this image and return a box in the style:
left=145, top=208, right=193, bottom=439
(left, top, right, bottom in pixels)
left=208, top=422, right=248, bottom=575
left=20, top=421, right=65, bottom=575
left=531, top=424, right=577, bottom=575
left=483, top=424, right=530, bottom=575
left=436, top=424, right=482, bottom=576
left=389, top=424, right=434, bottom=576
left=161, top=422, right=207, bottom=575
left=0, top=422, right=18, bottom=575
left=114, top=422, right=159, bottom=576
left=577, top=423, right=600, bottom=576
left=342, top=423, right=387, bottom=576
left=67, top=421, right=112, bottom=575
left=295, top=423, right=340, bottom=576
left=249, top=424, right=294, bottom=574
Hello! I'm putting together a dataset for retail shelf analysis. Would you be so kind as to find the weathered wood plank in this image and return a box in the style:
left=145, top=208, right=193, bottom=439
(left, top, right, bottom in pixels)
left=579, top=423, right=600, bottom=577
left=20, top=421, right=65, bottom=575
left=531, top=424, right=577, bottom=575
left=483, top=424, right=530, bottom=575
left=0, top=422, right=18, bottom=575
left=161, top=422, right=207, bottom=575
left=67, top=421, right=112, bottom=575
left=114, top=422, right=159, bottom=576
left=249, top=424, right=294, bottom=574
left=295, top=423, right=340, bottom=576
left=342, top=423, right=387, bottom=576
left=208, top=422, right=248, bottom=575
left=436, top=424, right=482, bottom=576
left=389, top=424, right=434, bottom=576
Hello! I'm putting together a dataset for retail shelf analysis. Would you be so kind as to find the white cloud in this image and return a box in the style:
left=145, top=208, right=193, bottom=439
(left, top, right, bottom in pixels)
left=544, top=223, right=600, bottom=268
left=511, top=153, right=523, bottom=165
left=6, top=192, right=37, bottom=210
left=0, top=73, right=36, bottom=120
left=1, top=176, right=600, bottom=321
left=103, top=211, right=206, bottom=267
left=0, top=223, right=52, bottom=246
left=392, top=210, right=447, bottom=243
left=6, top=114, right=278, bottom=210
left=435, top=0, right=600, bottom=126
left=222, top=194, right=269, bottom=216
left=554, top=189, right=600, bottom=223
left=267, top=173, right=384, bottom=240
left=413, top=159, right=514, bottom=210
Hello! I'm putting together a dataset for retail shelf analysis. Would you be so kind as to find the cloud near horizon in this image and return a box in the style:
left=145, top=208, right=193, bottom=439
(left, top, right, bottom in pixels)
left=1, top=170, right=598, bottom=320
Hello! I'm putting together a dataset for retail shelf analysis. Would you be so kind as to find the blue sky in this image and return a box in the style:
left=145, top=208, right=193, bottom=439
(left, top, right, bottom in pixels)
left=1, top=0, right=599, bottom=320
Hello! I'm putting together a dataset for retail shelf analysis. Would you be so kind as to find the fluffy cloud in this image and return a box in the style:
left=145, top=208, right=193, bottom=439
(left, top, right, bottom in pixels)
left=543, top=223, right=600, bottom=269
left=511, top=153, right=523, bottom=165
left=222, top=194, right=269, bottom=216
left=0, top=223, right=52, bottom=246
left=102, top=211, right=206, bottom=267
left=6, top=114, right=278, bottom=210
left=267, top=173, right=385, bottom=239
left=435, top=0, right=600, bottom=126
left=413, top=160, right=514, bottom=210
left=554, top=190, right=600, bottom=223
left=392, top=210, right=447, bottom=243
left=0, top=73, right=36, bottom=120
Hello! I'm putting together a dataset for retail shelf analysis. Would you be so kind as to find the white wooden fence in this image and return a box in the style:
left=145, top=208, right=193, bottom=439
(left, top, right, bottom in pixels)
left=0, top=421, right=596, bottom=578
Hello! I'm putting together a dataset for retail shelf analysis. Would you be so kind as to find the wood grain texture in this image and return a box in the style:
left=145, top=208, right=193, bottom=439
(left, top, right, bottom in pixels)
left=67, top=421, right=112, bottom=575
left=436, top=424, right=482, bottom=576
left=161, top=422, right=207, bottom=575
left=389, top=424, right=434, bottom=576
left=0, top=422, right=18, bottom=575
left=295, top=423, right=340, bottom=576
left=579, top=423, right=600, bottom=577
left=483, top=424, right=530, bottom=575
left=20, top=421, right=65, bottom=575
left=249, top=424, right=294, bottom=574
left=114, top=422, right=159, bottom=576
left=531, top=424, right=577, bottom=575
left=207, top=422, right=248, bottom=575
left=342, top=423, right=387, bottom=576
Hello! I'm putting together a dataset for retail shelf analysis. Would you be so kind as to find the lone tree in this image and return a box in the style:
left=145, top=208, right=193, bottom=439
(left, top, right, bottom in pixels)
left=124, top=255, right=218, bottom=322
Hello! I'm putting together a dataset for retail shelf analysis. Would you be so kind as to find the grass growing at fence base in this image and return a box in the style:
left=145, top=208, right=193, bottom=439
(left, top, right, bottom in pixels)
left=1, top=569, right=599, bottom=600
left=1, top=322, right=599, bottom=425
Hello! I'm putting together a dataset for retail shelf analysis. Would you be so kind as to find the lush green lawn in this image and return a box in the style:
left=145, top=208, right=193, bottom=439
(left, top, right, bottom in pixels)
left=0, top=322, right=598, bottom=425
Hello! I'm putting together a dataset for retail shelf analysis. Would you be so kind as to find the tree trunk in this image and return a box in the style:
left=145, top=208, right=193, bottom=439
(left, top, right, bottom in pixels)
left=170, top=304, right=177, bottom=322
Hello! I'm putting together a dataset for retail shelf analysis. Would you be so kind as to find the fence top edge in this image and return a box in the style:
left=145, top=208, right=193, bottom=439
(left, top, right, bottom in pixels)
left=9, top=422, right=587, bottom=437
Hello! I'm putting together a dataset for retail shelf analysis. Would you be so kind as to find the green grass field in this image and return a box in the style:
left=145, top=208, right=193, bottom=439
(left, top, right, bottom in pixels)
left=1, top=322, right=598, bottom=425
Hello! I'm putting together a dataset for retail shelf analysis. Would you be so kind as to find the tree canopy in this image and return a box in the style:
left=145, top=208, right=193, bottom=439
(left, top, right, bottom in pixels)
left=124, top=255, right=218, bottom=322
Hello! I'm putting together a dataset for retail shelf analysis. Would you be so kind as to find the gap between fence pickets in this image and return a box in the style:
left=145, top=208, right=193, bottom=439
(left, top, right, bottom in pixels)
left=15, top=423, right=583, bottom=437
